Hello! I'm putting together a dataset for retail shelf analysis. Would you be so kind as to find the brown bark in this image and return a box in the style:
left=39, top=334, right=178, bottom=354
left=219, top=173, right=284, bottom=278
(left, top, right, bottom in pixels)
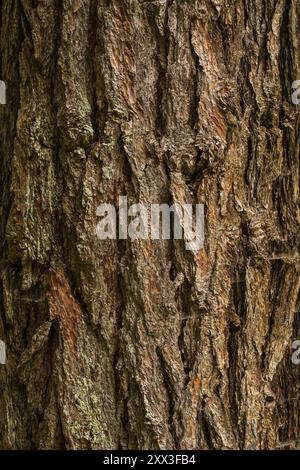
left=0, top=0, right=300, bottom=450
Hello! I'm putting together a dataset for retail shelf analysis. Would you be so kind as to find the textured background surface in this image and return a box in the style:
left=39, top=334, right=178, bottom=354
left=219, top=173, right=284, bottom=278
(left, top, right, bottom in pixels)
left=0, top=0, right=300, bottom=449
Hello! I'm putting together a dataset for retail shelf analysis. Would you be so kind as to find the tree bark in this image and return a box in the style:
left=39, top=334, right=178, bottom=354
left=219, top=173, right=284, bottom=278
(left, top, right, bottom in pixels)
left=0, top=0, right=300, bottom=450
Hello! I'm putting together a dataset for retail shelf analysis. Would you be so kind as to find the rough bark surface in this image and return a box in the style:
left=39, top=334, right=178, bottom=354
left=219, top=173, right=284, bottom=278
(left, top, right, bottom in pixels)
left=0, top=0, right=300, bottom=450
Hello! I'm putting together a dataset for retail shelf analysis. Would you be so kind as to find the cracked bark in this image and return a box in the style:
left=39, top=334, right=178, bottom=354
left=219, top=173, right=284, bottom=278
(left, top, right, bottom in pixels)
left=0, top=0, right=300, bottom=450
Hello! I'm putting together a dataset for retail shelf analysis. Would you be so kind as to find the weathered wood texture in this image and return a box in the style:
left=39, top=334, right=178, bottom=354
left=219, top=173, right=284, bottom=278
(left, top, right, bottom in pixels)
left=0, top=0, right=300, bottom=450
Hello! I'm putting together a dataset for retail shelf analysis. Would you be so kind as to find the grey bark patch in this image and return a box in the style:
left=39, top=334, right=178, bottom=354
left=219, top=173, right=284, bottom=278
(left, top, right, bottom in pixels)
left=0, top=340, right=6, bottom=364
left=0, top=80, right=6, bottom=104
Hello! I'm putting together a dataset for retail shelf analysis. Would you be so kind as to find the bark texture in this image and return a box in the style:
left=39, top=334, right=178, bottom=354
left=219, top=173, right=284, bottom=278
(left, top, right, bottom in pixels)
left=0, top=0, right=300, bottom=450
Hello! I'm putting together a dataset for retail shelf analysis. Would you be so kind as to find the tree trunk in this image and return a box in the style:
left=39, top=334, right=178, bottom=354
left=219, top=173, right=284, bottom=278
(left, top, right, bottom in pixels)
left=0, top=0, right=299, bottom=450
